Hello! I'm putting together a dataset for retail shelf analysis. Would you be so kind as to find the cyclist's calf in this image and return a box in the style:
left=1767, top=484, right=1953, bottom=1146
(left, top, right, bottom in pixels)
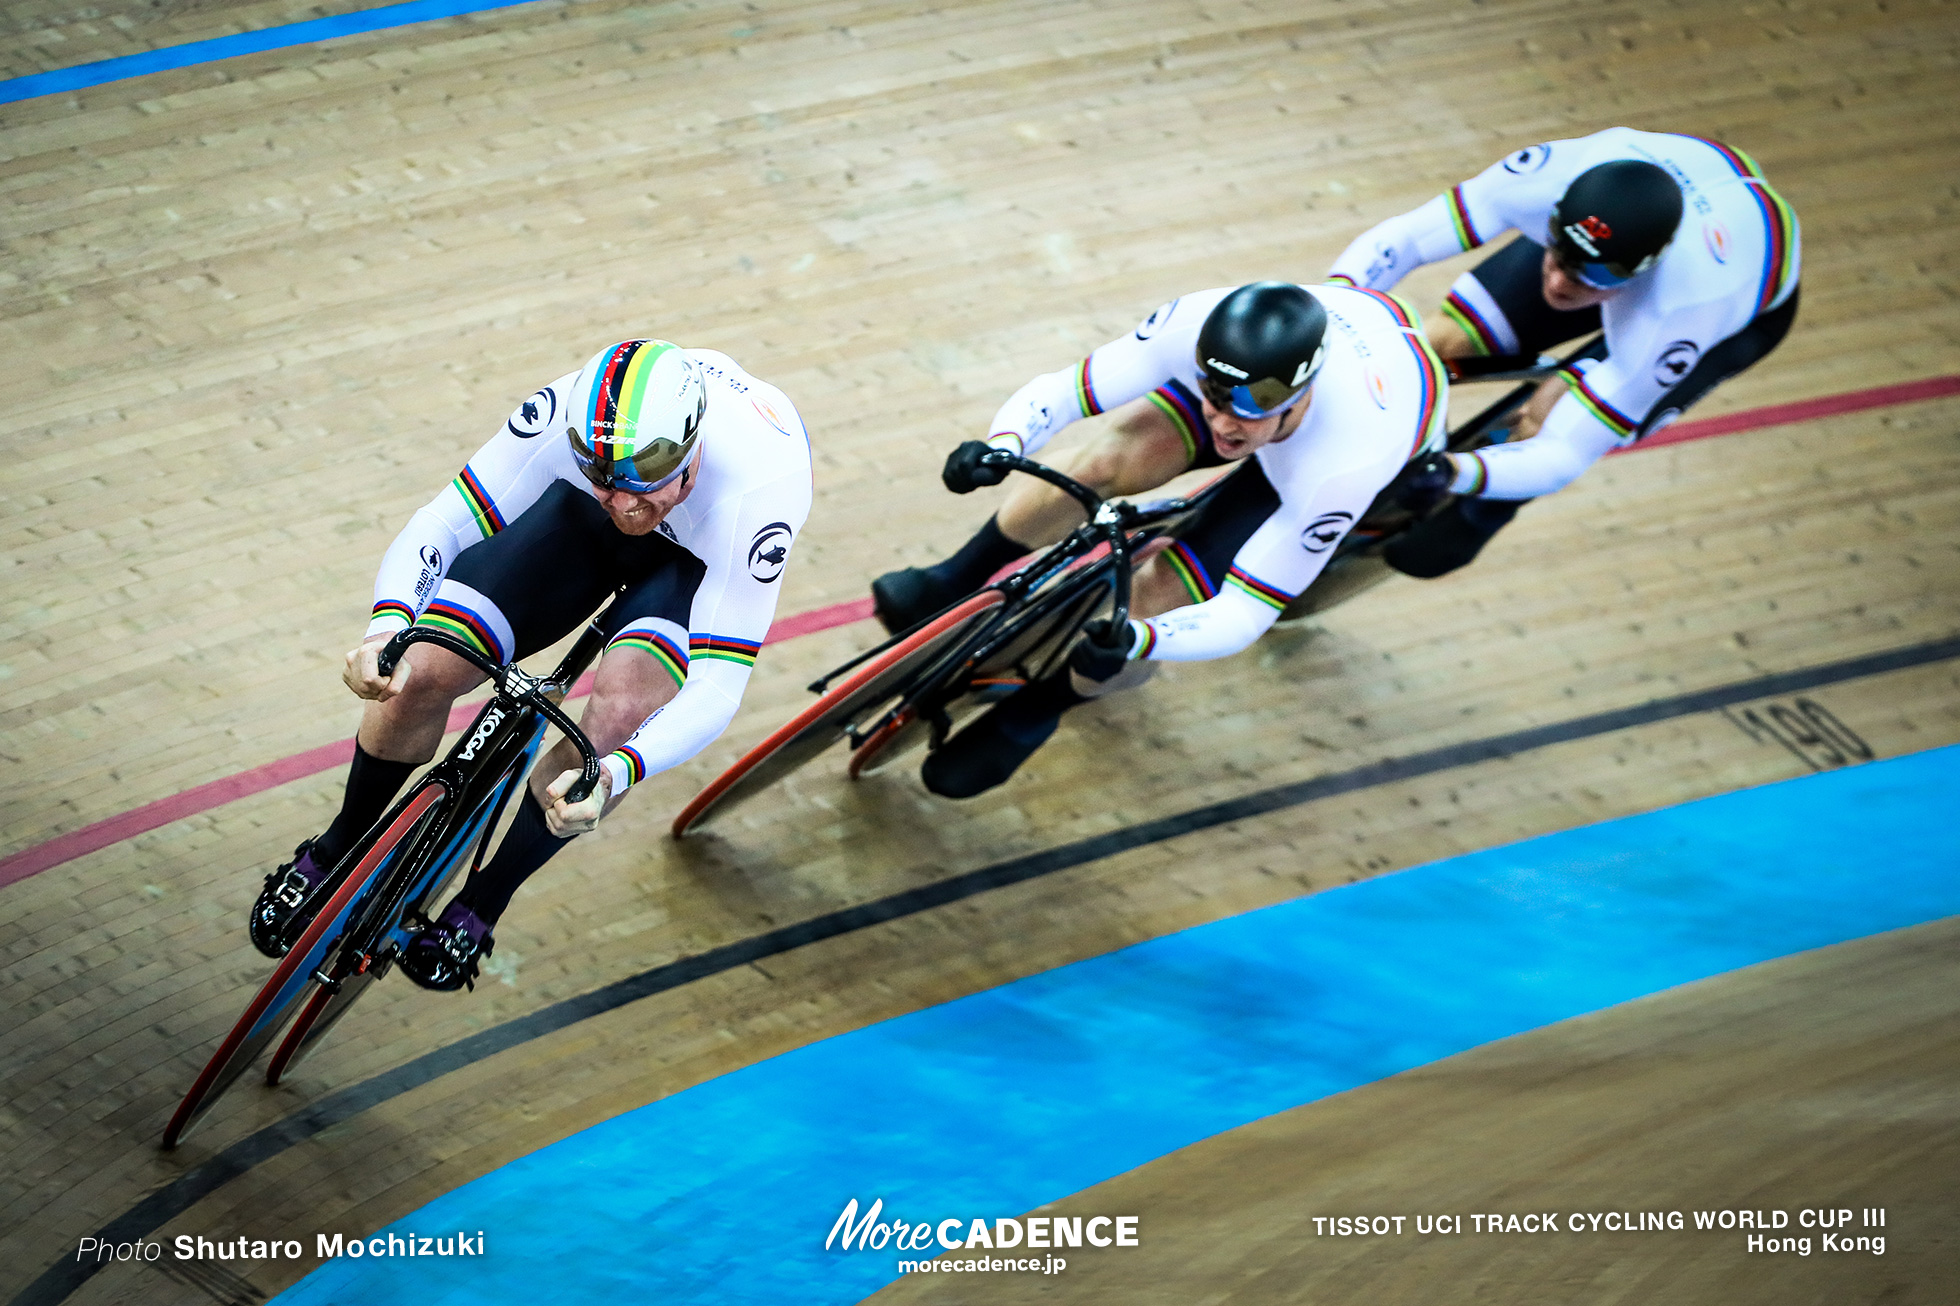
left=998, top=400, right=1195, bottom=550
left=357, top=641, right=491, bottom=764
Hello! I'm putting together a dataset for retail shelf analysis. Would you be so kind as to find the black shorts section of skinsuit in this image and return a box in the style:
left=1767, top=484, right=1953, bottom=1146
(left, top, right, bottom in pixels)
left=1469, top=237, right=1800, bottom=438
left=1162, top=457, right=1282, bottom=595
left=447, top=481, right=705, bottom=658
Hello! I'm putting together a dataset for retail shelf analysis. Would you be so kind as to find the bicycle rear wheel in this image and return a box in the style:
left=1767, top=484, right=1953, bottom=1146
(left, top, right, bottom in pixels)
left=262, top=968, right=380, bottom=1085
left=846, top=571, right=1109, bottom=777
left=162, top=784, right=445, bottom=1148
left=671, top=590, right=1004, bottom=836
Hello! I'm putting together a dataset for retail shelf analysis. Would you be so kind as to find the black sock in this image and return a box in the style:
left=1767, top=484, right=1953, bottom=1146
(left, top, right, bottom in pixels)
left=995, top=670, right=1088, bottom=742
left=923, top=515, right=1030, bottom=594
left=313, top=743, right=418, bottom=867
left=1459, top=496, right=1525, bottom=529
left=452, top=790, right=573, bottom=926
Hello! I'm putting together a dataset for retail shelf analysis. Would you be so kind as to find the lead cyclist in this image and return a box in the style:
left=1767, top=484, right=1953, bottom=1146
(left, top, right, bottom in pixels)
left=1328, top=127, right=1802, bottom=576
left=248, top=341, right=811, bottom=989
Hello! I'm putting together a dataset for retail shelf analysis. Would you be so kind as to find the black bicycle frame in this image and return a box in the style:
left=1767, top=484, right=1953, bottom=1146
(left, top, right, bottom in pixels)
left=836, top=460, right=1232, bottom=750
left=297, top=620, right=609, bottom=988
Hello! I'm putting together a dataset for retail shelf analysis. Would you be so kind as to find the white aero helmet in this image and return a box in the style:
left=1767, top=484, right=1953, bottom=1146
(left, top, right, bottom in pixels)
left=565, top=340, right=707, bottom=492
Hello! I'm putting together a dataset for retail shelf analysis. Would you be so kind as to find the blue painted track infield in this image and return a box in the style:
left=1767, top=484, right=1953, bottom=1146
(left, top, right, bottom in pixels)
left=272, top=745, right=1960, bottom=1305
left=0, top=0, right=540, bottom=106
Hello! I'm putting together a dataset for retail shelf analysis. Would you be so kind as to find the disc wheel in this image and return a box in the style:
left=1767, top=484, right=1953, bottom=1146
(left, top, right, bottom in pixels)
left=671, top=591, right=1004, bottom=835
left=162, top=785, right=444, bottom=1148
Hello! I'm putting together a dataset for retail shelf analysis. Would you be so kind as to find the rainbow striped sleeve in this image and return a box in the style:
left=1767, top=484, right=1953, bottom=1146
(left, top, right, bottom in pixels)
left=414, top=596, right=508, bottom=664
left=1146, top=382, right=1207, bottom=465
left=451, top=465, right=507, bottom=539
left=1679, top=134, right=1800, bottom=315
left=371, top=599, right=417, bottom=630
left=1225, top=565, right=1295, bottom=612
left=1352, top=289, right=1448, bottom=458
left=1158, top=540, right=1218, bottom=606
left=1440, top=289, right=1502, bottom=356
left=608, top=629, right=689, bottom=688
left=1074, top=358, right=1103, bottom=418
left=689, top=634, right=762, bottom=669
left=1402, top=326, right=1448, bottom=459
left=1325, top=273, right=1359, bottom=288
left=607, top=744, right=650, bottom=789
left=1445, top=184, right=1484, bottom=251
left=1558, top=366, right=1639, bottom=440
left=1745, top=180, right=1800, bottom=314
left=1133, top=621, right=1160, bottom=660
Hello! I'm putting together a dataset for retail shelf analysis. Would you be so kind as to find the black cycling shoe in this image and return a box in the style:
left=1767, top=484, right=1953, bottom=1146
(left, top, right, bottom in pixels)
left=399, top=901, right=495, bottom=992
left=920, top=699, right=1064, bottom=799
left=1383, top=497, right=1523, bottom=578
left=871, top=566, right=959, bottom=635
left=248, top=839, right=332, bottom=959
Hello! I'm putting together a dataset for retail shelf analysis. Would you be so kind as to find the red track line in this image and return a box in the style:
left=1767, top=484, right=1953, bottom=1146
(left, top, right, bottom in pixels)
left=4, top=374, right=1956, bottom=889
left=1617, top=374, right=1960, bottom=452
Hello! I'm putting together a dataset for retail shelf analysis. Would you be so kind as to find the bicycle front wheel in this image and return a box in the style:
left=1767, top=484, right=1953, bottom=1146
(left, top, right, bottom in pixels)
left=263, top=968, right=379, bottom=1085
left=264, top=755, right=523, bottom=1084
left=671, top=590, right=1004, bottom=836
left=162, top=784, right=445, bottom=1148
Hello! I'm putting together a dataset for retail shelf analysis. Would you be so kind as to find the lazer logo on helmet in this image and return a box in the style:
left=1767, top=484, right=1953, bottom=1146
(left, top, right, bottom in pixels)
left=1562, top=221, right=1605, bottom=257
left=459, top=706, right=506, bottom=761
left=1204, top=358, right=1249, bottom=379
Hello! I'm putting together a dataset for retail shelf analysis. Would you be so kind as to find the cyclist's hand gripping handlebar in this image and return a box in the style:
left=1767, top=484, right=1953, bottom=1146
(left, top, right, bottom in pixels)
left=960, top=448, right=1106, bottom=518
left=942, top=440, right=1012, bottom=494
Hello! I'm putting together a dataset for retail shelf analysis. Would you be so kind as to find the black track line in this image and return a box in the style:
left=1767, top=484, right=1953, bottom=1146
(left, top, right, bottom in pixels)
left=16, top=633, right=1960, bottom=1306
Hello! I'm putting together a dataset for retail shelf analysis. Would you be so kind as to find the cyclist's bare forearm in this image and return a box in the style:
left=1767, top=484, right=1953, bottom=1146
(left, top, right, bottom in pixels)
left=995, top=400, right=1193, bottom=549
left=1506, top=375, right=1562, bottom=442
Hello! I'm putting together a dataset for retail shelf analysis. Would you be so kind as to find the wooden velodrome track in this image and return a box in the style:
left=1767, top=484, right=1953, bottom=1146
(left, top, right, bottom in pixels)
left=3, top=0, right=1958, bottom=1303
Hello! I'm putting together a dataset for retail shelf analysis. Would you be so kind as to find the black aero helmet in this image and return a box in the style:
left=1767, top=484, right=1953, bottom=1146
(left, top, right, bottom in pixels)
left=1549, top=160, right=1684, bottom=289
left=1195, top=281, right=1328, bottom=419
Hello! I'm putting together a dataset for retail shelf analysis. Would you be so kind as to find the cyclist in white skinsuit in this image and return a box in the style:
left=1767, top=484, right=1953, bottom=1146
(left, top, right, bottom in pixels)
left=248, top=341, right=812, bottom=987
left=1326, top=127, right=1801, bottom=575
left=914, top=281, right=1449, bottom=798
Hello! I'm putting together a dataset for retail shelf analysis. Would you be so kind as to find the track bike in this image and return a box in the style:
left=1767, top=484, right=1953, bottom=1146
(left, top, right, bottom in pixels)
left=669, top=342, right=1595, bottom=836
left=163, top=621, right=604, bottom=1147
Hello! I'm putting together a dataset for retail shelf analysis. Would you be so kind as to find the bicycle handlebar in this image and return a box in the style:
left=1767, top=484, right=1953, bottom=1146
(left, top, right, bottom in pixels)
left=1443, top=352, right=1564, bottom=384
left=975, top=451, right=1143, bottom=628
left=977, top=450, right=1106, bottom=517
left=377, top=626, right=602, bottom=804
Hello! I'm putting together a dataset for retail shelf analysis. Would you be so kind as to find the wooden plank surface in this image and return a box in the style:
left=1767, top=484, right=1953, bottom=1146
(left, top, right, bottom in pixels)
left=871, top=917, right=1960, bottom=1305
left=2, top=0, right=1957, bottom=1302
